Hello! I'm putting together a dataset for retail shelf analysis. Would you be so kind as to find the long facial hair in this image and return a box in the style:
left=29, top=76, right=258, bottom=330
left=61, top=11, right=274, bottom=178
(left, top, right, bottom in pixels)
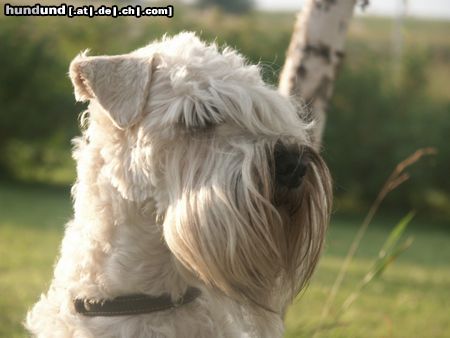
left=162, top=134, right=332, bottom=312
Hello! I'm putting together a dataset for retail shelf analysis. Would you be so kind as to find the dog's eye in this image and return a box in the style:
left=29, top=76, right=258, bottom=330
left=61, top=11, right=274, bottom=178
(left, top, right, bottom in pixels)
left=178, top=113, right=215, bottom=129
left=178, top=103, right=222, bottom=129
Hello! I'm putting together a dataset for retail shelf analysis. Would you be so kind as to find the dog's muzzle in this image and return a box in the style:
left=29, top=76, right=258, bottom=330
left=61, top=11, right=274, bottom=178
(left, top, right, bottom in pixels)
left=74, top=287, right=201, bottom=316
left=274, top=142, right=310, bottom=188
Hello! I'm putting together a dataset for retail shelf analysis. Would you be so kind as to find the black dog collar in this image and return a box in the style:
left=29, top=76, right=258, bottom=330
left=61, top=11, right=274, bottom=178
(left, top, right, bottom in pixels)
left=74, top=287, right=201, bottom=317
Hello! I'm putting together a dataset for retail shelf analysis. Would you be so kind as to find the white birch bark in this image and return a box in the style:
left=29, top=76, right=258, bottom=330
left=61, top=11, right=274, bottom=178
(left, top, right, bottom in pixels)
left=279, top=0, right=358, bottom=149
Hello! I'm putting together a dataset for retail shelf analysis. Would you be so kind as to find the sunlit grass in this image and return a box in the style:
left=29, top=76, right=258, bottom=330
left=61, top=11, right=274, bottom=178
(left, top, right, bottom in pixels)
left=285, top=218, right=450, bottom=337
left=0, top=183, right=449, bottom=337
left=0, top=183, right=71, bottom=338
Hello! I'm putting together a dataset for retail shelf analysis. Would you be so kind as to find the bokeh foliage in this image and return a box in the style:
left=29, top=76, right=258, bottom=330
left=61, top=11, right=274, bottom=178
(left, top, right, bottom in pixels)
left=0, top=7, right=449, bottom=217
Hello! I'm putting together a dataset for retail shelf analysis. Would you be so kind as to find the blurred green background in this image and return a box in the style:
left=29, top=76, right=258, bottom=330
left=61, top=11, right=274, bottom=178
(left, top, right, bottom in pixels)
left=0, top=1, right=449, bottom=337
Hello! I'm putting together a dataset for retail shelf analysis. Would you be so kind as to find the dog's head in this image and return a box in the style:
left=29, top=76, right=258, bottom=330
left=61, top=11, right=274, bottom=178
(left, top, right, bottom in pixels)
left=70, top=32, right=332, bottom=311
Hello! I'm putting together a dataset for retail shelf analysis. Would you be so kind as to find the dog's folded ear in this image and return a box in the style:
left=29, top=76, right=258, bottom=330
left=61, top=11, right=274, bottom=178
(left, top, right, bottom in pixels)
left=69, top=52, right=153, bottom=129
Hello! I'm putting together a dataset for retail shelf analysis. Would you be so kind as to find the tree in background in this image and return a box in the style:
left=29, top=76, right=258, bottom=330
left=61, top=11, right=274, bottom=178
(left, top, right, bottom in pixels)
left=279, top=0, right=358, bottom=148
left=197, top=0, right=254, bottom=14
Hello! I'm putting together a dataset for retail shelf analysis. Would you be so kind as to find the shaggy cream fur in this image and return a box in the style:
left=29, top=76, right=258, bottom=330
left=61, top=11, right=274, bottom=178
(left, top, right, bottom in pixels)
left=26, top=32, right=332, bottom=338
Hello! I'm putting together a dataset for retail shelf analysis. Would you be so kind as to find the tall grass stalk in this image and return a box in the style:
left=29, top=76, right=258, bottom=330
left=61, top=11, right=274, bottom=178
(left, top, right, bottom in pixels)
left=338, top=212, right=415, bottom=315
left=312, top=147, right=436, bottom=337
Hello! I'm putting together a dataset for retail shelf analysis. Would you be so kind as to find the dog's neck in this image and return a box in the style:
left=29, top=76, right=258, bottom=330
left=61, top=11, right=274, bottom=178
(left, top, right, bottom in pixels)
left=64, top=144, right=190, bottom=301
left=99, top=197, right=189, bottom=298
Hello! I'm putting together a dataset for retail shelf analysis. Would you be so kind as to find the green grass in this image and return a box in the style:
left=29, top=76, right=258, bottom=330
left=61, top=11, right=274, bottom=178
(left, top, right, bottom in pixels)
left=285, top=216, right=450, bottom=337
left=0, top=183, right=70, bottom=338
left=0, top=183, right=449, bottom=337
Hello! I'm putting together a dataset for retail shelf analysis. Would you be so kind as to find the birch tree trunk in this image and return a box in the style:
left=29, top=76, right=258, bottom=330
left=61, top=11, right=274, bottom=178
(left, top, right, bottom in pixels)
left=279, top=0, right=358, bottom=150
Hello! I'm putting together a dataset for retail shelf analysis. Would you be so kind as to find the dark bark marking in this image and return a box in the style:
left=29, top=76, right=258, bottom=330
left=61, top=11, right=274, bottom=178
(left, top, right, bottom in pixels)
left=314, top=0, right=337, bottom=11
left=303, top=43, right=331, bottom=63
left=358, top=0, right=370, bottom=10
left=335, top=50, right=345, bottom=60
left=314, top=0, right=337, bottom=12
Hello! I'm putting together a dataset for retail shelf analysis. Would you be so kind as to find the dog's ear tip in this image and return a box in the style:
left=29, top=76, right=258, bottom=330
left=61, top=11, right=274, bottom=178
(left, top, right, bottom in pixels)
left=73, top=49, right=91, bottom=61
left=69, top=54, right=95, bottom=102
left=69, top=50, right=95, bottom=75
left=69, top=52, right=86, bottom=69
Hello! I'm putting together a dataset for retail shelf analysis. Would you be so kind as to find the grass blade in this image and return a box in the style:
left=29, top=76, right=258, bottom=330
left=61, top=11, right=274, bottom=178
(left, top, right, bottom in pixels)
left=378, top=211, right=415, bottom=259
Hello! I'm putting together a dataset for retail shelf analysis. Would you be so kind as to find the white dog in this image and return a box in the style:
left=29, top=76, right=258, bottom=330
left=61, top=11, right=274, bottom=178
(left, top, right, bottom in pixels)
left=26, top=32, right=332, bottom=338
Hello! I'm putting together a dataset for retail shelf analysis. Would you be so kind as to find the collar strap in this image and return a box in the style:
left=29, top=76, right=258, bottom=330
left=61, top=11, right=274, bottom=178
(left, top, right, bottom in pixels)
left=74, top=287, right=201, bottom=317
